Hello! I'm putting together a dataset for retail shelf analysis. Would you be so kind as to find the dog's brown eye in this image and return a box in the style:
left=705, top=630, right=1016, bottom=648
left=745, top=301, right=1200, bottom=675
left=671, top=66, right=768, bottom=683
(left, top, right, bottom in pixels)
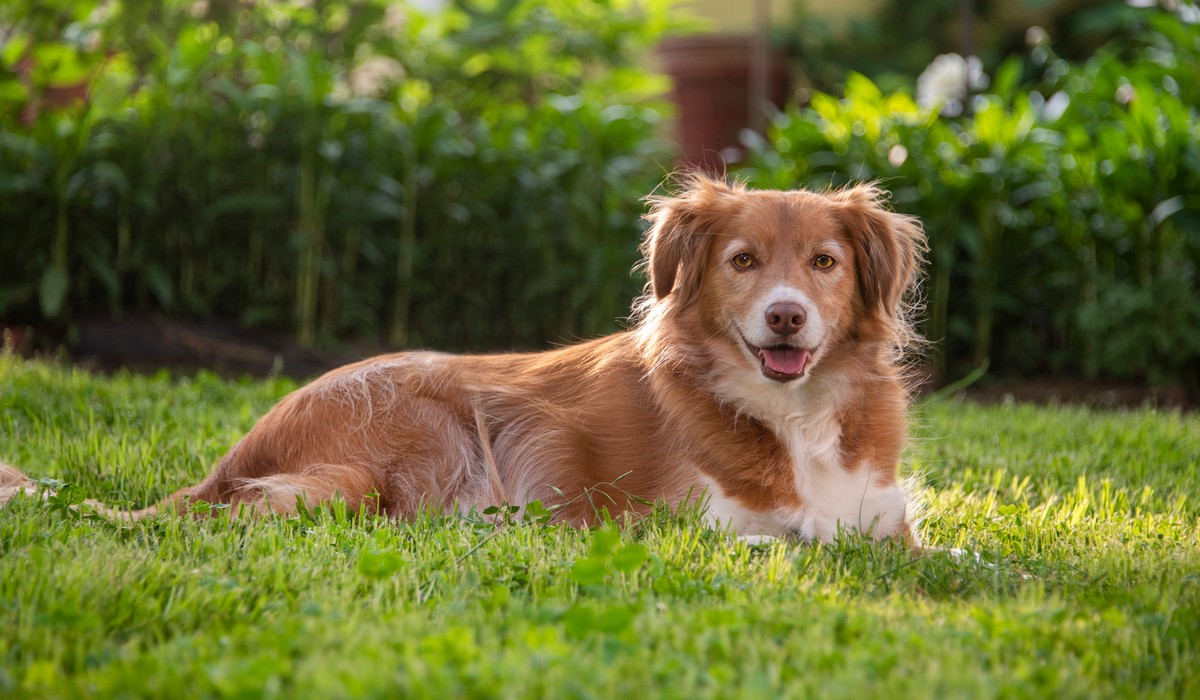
left=732, top=253, right=755, bottom=270
left=813, top=255, right=836, bottom=270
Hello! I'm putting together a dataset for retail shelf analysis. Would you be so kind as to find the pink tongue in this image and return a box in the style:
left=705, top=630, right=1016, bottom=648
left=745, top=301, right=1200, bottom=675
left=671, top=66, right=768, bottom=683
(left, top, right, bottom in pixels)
left=760, top=348, right=810, bottom=376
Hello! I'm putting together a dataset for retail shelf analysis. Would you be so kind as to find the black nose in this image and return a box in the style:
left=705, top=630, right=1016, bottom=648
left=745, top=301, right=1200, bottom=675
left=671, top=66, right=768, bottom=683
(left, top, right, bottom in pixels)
left=765, top=302, right=807, bottom=336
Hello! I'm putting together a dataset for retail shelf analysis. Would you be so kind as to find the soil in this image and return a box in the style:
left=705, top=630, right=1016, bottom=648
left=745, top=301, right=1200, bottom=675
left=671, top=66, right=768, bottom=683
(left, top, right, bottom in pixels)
left=940, top=376, right=1192, bottom=411
left=2, top=314, right=1193, bottom=411
left=4, top=314, right=358, bottom=380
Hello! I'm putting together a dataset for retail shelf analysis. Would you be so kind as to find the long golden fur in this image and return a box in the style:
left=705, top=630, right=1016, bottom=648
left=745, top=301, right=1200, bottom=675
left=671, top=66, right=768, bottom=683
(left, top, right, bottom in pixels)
left=1, top=174, right=926, bottom=542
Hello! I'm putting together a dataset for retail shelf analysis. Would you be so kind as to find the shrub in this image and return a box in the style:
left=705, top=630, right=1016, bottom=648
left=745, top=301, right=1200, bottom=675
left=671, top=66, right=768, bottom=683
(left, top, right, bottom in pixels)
left=0, top=0, right=674, bottom=351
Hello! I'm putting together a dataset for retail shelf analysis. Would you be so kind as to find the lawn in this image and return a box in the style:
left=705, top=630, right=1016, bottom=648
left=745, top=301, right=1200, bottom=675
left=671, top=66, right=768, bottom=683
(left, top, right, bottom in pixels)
left=1, top=353, right=1197, bottom=698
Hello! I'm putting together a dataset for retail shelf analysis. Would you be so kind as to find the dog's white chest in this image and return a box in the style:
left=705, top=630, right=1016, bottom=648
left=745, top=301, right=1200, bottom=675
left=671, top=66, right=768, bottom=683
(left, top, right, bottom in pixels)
left=702, top=415, right=907, bottom=542
left=785, top=449, right=907, bottom=541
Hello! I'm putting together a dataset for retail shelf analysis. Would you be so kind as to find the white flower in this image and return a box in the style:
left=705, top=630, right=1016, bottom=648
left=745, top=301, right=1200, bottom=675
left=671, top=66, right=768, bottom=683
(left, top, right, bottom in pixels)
left=87, top=0, right=117, bottom=25
left=1042, top=91, right=1070, bottom=122
left=331, top=78, right=353, bottom=103
left=917, top=53, right=990, bottom=116
left=1030, top=90, right=1070, bottom=122
left=409, top=0, right=448, bottom=13
left=345, top=56, right=406, bottom=99
left=1126, top=0, right=1200, bottom=21
left=1025, top=25, right=1049, bottom=48
left=382, top=3, right=407, bottom=36
left=1115, top=83, right=1137, bottom=106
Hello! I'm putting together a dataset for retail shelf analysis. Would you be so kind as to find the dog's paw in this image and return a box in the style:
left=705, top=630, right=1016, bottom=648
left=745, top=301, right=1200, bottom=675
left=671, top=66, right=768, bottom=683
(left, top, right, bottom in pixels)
left=944, top=547, right=984, bottom=563
left=736, top=534, right=779, bottom=546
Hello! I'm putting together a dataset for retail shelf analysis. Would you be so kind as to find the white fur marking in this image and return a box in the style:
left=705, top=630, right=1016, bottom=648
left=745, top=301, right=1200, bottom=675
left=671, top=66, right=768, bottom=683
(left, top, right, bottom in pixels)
left=700, top=476, right=787, bottom=536
left=700, top=380, right=909, bottom=543
left=0, top=484, right=44, bottom=505
left=777, top=418, right=907, bottom=541
left=746, top=284, right=825, bottom=347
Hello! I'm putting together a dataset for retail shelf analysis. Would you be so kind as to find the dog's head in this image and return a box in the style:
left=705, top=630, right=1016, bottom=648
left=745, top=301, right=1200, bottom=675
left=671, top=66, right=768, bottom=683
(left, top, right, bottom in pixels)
left=639, top=173, right=925, bottom=386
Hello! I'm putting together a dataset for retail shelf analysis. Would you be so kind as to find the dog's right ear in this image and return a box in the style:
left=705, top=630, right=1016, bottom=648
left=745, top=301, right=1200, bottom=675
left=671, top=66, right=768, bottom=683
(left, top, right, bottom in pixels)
left=642, top=174, right=739, bottom=308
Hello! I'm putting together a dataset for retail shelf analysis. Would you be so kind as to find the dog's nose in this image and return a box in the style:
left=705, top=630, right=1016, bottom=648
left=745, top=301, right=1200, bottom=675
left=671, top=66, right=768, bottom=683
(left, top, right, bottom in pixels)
left=765, top=302, right=807, bottom=336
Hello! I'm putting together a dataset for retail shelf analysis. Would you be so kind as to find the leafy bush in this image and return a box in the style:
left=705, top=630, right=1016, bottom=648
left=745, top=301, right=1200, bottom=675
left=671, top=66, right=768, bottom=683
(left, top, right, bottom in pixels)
left=0, top=0, right=674, bottom=350
left=776, top=0, right=1166, bottom=96
left=742, top=5, right=1200, bottom=392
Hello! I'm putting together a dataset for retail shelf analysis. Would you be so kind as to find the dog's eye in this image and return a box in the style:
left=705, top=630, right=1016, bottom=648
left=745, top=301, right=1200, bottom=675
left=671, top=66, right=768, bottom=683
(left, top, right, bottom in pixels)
left=813, top=255, right=836, bottom=270
left=731, top=253, right=756, bottom=270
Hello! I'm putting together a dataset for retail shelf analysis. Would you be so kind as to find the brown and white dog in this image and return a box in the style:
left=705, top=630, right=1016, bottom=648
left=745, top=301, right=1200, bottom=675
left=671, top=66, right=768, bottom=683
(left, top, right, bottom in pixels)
left=1, top=174, right=926, bottom=543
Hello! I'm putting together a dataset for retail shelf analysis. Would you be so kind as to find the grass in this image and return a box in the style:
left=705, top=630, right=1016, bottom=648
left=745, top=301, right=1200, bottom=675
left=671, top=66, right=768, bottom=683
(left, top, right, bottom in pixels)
left=1, top=353, right=1198, bottom=698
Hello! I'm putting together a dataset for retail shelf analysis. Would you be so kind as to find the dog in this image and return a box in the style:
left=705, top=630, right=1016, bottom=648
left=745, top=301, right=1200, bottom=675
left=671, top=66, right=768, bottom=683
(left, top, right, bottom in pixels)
left=1, top=174, right=926, bottom=543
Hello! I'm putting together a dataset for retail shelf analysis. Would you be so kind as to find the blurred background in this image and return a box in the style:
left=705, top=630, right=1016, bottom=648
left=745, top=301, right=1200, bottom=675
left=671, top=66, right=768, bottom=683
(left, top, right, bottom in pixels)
left=0, top=0, right=1196, bottom=402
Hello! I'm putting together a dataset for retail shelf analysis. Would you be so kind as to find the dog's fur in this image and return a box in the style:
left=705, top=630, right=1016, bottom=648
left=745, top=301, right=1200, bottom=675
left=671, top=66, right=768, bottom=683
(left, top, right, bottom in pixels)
left=1, top=174, right=926, bottom=542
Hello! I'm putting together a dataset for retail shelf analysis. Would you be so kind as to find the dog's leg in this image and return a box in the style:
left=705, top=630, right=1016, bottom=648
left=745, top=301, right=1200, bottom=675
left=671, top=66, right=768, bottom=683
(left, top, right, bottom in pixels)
left=0, top=462, right=40, bottom=505
left=230, top=462, right=382, bottom=516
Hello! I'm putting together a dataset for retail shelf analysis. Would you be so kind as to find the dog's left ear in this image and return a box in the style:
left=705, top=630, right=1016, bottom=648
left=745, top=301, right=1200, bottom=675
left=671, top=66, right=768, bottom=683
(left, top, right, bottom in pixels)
left=834, top=185, right=927, bottom=322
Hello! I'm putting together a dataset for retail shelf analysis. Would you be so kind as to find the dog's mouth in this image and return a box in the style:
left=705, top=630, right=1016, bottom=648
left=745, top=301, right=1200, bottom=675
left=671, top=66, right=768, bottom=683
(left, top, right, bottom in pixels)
left=739, top=333, right=814, bottom=383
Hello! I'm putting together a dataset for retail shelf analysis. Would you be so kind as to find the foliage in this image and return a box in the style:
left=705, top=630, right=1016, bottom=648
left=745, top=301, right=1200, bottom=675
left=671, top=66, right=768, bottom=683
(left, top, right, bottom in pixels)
left=1, top=356, right=1199, bottom=696
left=0, top=0, right=674, bottom=350
left=742, top=5, right=1200, bottom=391
left=778, top=0, right=1162, bottom=95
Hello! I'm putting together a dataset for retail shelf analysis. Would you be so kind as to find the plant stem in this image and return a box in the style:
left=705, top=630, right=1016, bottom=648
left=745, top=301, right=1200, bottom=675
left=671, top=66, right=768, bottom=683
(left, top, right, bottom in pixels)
left=295, top=145, right=331, bottom=347
left=390, top=139, right=418, bottom=347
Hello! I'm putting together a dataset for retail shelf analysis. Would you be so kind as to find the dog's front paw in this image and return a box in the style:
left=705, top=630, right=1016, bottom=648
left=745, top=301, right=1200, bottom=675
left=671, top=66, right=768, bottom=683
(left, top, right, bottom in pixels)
left=736, top=534, right=779, bottom=546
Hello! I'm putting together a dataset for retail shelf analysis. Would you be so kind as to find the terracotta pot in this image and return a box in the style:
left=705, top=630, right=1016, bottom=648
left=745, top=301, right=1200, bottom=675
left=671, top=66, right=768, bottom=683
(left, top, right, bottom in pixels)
left=658, top=33, right=790, bottom=172
left=14, top=54, right=93, bottom=125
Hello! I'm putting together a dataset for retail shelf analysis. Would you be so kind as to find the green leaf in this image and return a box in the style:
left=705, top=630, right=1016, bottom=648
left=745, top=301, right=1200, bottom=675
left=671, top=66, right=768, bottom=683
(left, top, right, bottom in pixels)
left=589, top=524, right=620, bottom=557
left=595, top=604, right=636, bottom=634
left=86, top=256, right=119, bottom=303
left=39, top=266, right=69, bottom=318
left=844, top=72, right=882, bottom=102
left=611, top=544, right=647, bottom=573
left=1150, top=196, right=1184, bottom=225
left=570, top=556, right=607, bottom=586
left=563, top=603, right=636, bottom=637
left=0, top=77, right=28, bottom=104
left=0, top=35, right=29, bottom=67
left=991, top=56, right=1024, bottom=102
left=142, top=263, right=174, bottom=307
left=89, top=161, right=129, bottom=196
left=562, top=604, right=597, bottom=638
left=48, top=484, right=88, bottom=519
left=206, top=192, right=284, bottom=218
left=523, top=499, right=553, bottom=524
left=357, top=549, right=404, bottom=578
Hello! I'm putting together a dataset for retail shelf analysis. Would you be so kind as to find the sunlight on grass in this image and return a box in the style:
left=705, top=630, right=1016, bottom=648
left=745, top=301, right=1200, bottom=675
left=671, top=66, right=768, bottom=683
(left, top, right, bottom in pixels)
left=1, top=355, right=1197, bottom=698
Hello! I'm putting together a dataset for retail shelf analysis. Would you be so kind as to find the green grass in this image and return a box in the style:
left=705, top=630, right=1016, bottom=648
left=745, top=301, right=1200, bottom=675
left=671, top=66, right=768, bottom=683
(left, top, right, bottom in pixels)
left=1, top=354, right=1198, bottom=698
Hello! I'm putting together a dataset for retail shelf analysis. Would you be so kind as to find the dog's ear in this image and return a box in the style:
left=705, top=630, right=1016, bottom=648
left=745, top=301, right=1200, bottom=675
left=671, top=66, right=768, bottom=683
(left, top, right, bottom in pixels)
left=834, top=185, right=927, bottom=322
left=642, top=175, right=739, bottom=308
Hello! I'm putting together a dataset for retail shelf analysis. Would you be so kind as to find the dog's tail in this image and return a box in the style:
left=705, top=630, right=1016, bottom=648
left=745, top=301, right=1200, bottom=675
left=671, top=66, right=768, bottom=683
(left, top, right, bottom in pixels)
left=0, top=460, right=383, bottom=521
left=0, top=460, right=183, bottom=521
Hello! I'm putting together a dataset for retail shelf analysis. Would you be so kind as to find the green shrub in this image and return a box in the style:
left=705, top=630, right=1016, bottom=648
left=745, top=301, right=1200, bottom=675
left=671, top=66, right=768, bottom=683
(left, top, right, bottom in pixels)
left=0, top=0, right=674, bottom=351
left=742, top=5, right=1200, bottom=392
